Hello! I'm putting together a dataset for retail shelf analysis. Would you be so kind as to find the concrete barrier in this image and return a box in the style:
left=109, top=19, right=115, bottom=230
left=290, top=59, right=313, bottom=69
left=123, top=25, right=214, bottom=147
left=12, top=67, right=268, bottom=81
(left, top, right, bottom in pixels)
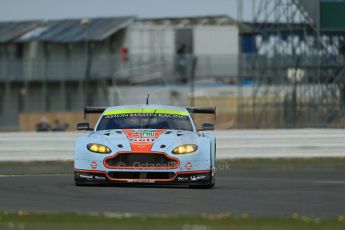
left=0, top=129, right=344, bottom=161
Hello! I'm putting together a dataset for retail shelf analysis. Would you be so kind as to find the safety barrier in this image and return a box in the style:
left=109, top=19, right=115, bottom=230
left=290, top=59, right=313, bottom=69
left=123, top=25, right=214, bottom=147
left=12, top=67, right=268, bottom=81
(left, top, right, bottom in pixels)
left=0, top=129, right=344, bottom=161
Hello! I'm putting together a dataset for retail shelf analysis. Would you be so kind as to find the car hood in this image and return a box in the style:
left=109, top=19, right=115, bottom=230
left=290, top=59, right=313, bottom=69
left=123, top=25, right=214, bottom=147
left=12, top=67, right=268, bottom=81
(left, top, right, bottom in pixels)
left=89, top=129, right=198, bottom=153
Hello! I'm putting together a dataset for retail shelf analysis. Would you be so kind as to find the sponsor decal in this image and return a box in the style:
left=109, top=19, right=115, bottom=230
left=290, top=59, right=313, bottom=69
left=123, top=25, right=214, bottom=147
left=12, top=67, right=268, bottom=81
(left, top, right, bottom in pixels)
left=79, top=174, right=94, bottom=180
left=132, top=130, right=141, bottom=137
left=94, top=176, right=106, bottom=181
left=124, top=129, right=165, bottom=143
left=126, top=179, right=155, bottom=183
left=142, top=130, right=155, bottom=137
left=135, top=144, right=147, bottom=149
left=91, top=161, right=97, bottom=169
left=190, top=175, right=207, bottom=181
left=185, top=162, right=192, bottom=170
left=103, top=108, right=189, bottom=116
left=177, top=177, right=189, bottom=182
left=130, top=138, right=154, bottom=142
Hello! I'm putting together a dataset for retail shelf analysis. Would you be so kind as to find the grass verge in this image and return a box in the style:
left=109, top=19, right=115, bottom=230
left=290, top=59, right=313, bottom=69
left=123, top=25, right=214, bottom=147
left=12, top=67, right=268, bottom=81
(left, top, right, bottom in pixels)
left=217, top=157, right=345, bottom=173
left=0, top=211, right=344, bottom=230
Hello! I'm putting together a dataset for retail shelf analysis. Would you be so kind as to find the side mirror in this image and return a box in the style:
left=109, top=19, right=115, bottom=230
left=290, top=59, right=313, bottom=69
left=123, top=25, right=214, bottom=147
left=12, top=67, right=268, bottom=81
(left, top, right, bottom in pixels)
left=77, top=122, right=92, bottom=131
left=201, top=123, right=214, bottom=131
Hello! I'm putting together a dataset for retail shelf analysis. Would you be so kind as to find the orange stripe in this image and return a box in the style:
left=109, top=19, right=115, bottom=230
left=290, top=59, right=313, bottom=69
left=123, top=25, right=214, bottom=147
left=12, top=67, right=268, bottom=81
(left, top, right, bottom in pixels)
left=130, top=142, right=153, bottom=152
left=74, top=169, right=106, bottom=174
left=123, top=129, right=166, bottom=141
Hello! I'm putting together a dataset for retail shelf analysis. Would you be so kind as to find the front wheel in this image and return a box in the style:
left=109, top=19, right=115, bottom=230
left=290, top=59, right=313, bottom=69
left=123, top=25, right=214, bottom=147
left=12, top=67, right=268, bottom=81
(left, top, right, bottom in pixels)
left=74, top=180, right=87, bottom=186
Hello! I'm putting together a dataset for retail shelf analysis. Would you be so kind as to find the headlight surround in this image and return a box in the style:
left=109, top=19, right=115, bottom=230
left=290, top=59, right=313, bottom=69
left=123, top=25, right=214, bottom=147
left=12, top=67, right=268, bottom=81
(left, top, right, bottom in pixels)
left=172, top=144, right=198, bottom=154
left=87, top=143, right=111, bottom=154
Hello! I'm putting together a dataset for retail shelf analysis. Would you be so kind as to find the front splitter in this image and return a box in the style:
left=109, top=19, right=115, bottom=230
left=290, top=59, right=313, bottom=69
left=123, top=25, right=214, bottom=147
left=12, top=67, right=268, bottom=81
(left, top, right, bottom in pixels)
left=74, top=169, right=211, bottom=186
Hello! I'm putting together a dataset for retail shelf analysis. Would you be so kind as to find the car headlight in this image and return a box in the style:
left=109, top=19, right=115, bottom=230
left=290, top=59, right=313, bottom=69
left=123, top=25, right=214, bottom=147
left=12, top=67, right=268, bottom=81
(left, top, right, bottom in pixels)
left=172, top=144, right=198, bottom=154
left=87, top=143, right=111, bottom=154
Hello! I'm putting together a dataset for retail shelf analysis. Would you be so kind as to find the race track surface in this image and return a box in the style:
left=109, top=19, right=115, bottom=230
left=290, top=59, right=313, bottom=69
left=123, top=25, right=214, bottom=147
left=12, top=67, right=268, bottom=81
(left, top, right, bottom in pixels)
left=1, top=170, right=344, bottom=217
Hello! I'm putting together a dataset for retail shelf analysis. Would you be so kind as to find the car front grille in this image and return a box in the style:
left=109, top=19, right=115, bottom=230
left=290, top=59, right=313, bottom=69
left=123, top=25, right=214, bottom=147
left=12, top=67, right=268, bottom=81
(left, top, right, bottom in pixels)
left=104, top=152, right=179, bottom=169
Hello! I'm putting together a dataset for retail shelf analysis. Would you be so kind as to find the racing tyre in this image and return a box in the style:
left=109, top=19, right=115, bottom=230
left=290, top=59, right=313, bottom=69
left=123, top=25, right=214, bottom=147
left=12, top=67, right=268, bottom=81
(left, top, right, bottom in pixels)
left=74, top=180, right=84, bottom=186
left=74, top=179, right=93, bottom=186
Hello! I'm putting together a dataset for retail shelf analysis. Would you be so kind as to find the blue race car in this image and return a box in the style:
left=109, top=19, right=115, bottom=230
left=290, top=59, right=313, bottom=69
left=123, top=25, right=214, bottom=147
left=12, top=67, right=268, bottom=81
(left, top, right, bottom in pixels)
left=74, top=104, right=216, bottom=188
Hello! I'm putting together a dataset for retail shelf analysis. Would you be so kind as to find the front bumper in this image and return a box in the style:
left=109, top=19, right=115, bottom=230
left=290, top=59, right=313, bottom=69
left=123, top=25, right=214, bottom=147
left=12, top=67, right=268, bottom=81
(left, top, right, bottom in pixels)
left=74, top=169, right=211, bottom=185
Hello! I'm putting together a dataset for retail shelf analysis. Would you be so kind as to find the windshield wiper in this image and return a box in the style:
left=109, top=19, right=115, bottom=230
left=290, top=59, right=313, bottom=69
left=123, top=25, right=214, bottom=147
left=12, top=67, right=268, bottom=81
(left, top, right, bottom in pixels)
left=139, top=107, right=143, bottom=141
left=145, top=109, right=157, bottom=129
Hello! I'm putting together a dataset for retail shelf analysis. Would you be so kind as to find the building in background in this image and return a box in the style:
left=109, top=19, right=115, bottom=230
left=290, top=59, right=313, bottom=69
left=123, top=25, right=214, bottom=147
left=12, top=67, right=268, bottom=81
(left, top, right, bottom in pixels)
left=237, top=0, right=345, bottom=129
left=1, top=1, right=345, bottom=130
left=124, top=16, right=240, bottom=82
left=0, top=15, right=243, bottom=130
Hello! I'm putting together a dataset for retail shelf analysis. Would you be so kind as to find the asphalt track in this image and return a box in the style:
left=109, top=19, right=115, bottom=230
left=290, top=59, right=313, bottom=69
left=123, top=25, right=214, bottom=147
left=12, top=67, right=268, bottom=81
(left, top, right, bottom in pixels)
left=1, top=170, right=345, bottom=217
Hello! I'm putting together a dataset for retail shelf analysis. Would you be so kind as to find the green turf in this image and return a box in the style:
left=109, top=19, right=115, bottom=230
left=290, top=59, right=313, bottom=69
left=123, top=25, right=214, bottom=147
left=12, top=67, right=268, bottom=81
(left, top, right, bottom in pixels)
left=216, top=158, right=345, bottom=173
left=0, top=211, right=344, bottom=230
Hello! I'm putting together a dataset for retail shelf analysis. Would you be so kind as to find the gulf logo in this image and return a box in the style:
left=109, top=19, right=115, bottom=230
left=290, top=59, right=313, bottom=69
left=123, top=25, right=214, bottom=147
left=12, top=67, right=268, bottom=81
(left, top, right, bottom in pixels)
left=91, top=161, right=97, bottom=169
left=185, top=162, right=192, bottom=170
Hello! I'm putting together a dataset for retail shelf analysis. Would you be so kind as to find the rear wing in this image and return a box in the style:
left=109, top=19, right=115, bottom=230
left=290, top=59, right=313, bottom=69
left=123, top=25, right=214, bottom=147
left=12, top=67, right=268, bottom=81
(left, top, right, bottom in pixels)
left=83, top=106, right=216, bottom=118
left=187, top=107, right=216, bottom=115
left=187, top=107, right=216, bottom=131
left=83, top=106, right=106, bottom=119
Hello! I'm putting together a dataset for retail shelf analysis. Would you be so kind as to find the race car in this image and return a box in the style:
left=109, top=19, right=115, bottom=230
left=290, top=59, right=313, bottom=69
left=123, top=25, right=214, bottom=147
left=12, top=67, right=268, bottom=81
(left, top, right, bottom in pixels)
left=74, top=104, right=216, bottom=188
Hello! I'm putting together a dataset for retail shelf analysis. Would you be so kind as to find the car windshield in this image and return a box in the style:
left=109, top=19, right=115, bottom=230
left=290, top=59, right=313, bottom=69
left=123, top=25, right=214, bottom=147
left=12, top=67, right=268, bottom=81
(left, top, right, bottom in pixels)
left=96, top=111, right=193, bottom=131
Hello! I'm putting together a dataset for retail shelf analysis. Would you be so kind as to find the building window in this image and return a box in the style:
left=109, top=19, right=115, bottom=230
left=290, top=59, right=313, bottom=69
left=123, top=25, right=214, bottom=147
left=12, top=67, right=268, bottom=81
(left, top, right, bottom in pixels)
left=66, top=92, right=72, bottom=111
left=16, top=44, right=23, bottom=59
left=18, top=93, right=24, bottom=113
left=44, top=43, right=51, bottom=59
left=0, top=93, right=3, bottom=114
